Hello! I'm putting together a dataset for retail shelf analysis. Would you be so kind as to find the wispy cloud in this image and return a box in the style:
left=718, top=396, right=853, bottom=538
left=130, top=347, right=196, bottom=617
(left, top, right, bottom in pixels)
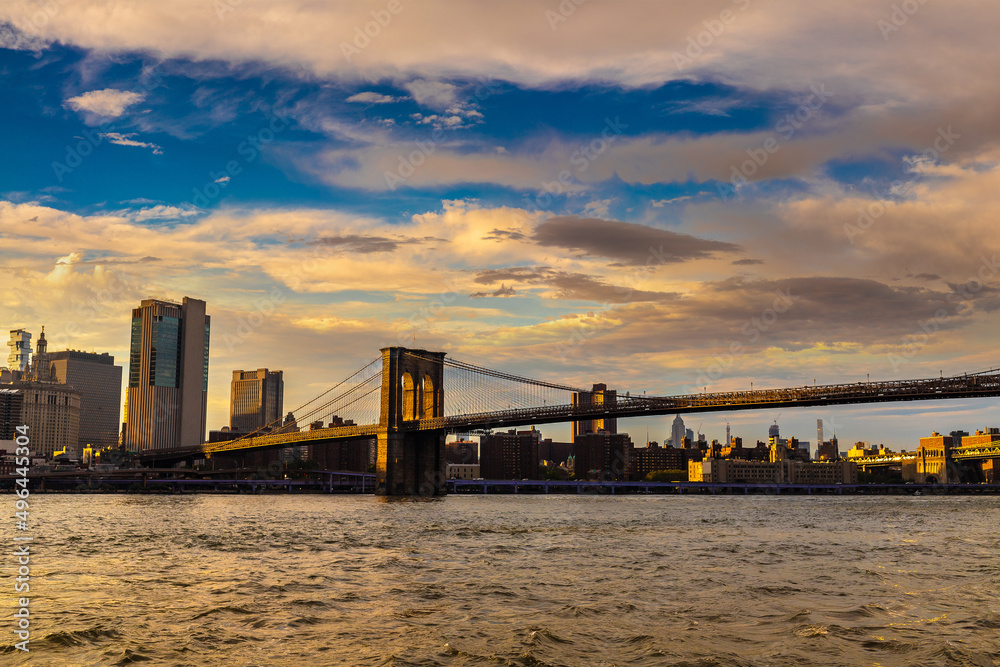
left=346, top=92, right=401, bottom=104
left=100, top=132, right=163, bottom=155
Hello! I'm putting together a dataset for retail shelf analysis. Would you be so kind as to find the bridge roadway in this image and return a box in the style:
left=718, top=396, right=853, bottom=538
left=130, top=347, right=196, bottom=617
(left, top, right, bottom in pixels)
left=144, top=369, right=1000, bottom=463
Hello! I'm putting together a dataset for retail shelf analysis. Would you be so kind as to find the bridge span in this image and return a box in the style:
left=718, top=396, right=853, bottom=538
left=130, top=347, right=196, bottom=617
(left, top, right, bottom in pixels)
left=140, top=347, right=1000, bottom=495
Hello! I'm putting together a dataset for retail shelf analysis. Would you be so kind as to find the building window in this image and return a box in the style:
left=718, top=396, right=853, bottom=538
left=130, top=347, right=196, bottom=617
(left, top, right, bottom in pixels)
left=128, top=317, right=143, bottom=388
left=202, top=321, right=211, bottom=392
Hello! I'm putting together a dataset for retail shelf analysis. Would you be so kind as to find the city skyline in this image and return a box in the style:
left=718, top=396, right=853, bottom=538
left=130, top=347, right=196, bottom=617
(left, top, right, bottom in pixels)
left=2, top=2, right=1000, bottom=447
left=5, top=318, right=998, bottom=454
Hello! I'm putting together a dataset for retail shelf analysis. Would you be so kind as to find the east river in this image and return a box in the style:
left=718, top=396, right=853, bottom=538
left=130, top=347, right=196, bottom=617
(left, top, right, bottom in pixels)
left=4, top=494, right=999, bottom=666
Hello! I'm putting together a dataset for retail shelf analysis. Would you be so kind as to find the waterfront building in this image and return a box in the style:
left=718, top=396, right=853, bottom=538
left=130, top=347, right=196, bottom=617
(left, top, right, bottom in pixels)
left=48, top=349, right=122, bottom=449
left=689, top=458, right=858, bottom=484
left=123, top=297, right=210, bottom=451
left=538, top=438, right=572, bottom=466
left=901, top=432, right=953, bottom=484
left=572, top=383, right=617, bottom=439
left=9, top=380, right=81, bottom=457
left=445, top=439, right=479, bottom=465
left=2, top=330, right=82, bottom=457
left=629, top=441, right=687, bottom=480
left=481, top=429, right=541, bottom=480
left=446, top=463, right=480, bottom=479
left=230, top=368, right=283, bottom=433
left=573, top=431, right=632, bottom=481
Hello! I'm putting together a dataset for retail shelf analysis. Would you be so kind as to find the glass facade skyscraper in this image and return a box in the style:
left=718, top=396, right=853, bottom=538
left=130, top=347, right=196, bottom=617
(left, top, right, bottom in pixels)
left=123, top=297, right=210, bottom=451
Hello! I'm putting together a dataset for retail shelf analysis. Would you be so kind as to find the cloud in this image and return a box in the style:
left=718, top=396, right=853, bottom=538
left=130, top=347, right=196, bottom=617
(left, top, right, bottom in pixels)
left=732, top=258, right=764, bottom=266
left=58, top=254, right=161, bottom=266
left=404, top=79, right=458, bottom=110
left=306, top=234, right=441, bottom=254
left=116, top=205, right=198, bottom=222
left=582, top=199, right=613, bottom=218
left=651, top=196, right=692, bottom=207
left=65, top=88, right=144, bottom=118
left=533, top=216, right=740, bottom=265
left=100, top=132, right=163, bottom=155
left=346, top=91, right=401, bottom=104
left=666, top=98, right=740, bottom=117
left=471, top=266, right=679, bottom=303
left=470, top=283, right=516, bottom=298
left=482, top=228, right=526, bottom=241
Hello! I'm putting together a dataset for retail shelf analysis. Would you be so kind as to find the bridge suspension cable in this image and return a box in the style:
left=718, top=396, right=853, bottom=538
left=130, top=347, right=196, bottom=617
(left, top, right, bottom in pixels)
left=226, top=357, right=382, bottom=443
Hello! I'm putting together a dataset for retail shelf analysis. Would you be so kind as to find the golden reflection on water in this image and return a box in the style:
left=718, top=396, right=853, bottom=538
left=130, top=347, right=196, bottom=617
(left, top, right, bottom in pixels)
left=8, top=494, right=1000, bottom=666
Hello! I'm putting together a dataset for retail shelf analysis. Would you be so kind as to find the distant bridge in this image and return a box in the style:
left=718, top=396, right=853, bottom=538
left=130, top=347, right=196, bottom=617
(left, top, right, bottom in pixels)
left=141, top=347, right=1000, bottom=495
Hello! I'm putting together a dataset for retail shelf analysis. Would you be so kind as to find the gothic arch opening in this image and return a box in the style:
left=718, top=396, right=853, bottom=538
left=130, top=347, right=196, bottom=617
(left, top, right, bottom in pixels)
left=401, top=372, right=416, bottom=420
left=422, top=374, right=435, bottom=419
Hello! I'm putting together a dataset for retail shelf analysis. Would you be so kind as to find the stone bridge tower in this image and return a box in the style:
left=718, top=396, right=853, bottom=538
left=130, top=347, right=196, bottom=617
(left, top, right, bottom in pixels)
left=376, top=347, right=447, bottom=495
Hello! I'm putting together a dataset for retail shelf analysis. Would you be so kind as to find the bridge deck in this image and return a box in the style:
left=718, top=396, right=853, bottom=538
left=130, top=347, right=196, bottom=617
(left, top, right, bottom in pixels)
left=144, top=370, right=1000, bottom=461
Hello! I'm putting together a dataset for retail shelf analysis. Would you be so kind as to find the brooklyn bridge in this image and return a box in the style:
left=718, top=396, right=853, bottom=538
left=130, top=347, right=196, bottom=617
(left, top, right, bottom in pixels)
left=135, top=346, right=1000, bottom=495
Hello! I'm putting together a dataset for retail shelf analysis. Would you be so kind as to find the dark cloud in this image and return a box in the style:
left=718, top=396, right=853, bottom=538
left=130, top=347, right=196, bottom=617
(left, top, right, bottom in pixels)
left=913, top=273, right=942, bottom=281
left=470, top=283, right=517, bottom=298
left=533, top=216, right=740, bottom=266
left=472, top=266, right=678, bottom=303
left=306, top=234, right=443, bottom=254
left=732, top=258, right=764, bottom=266
left=529, top=274, right=999, bottom=370
left=482, top=228, right=526, bottom=241
left=609, top=276, right=976, bottom=355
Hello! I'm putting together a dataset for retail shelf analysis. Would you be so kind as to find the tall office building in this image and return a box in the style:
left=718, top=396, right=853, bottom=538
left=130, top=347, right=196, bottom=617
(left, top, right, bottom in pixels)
left=670, top=414, right=686, bottom=448
left=230, top=369, right=283, bottom=432
left=48, top=350, right=123, bottom=449
left=7, top=329, right=31, bottom=372
left=572, top=383, right=617, bottom=439
left=123, top=297, right=210, bottom=451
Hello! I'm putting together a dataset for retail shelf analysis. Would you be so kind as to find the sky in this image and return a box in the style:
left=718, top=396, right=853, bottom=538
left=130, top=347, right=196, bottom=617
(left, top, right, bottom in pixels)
left=2, top=0, right=1000, bottom=450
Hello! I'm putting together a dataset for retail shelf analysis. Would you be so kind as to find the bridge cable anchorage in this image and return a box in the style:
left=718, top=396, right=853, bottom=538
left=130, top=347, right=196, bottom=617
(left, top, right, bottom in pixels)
left=216, top=357, right=382, bottom=449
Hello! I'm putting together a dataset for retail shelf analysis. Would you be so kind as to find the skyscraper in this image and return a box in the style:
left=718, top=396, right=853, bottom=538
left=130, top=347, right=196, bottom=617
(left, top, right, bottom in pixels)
left=670, top=414, right=685, bottom=448
left=123, top=297, right=210, bottom=451
left=230, top=368, right=283, bottom=432
left=572, top=383, right=618, bottom=439
left=816, top=419, right=824, bottom=457
left=48, top=349, right=123, bottom=449
left=7, top=329, right=31, bottom=372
